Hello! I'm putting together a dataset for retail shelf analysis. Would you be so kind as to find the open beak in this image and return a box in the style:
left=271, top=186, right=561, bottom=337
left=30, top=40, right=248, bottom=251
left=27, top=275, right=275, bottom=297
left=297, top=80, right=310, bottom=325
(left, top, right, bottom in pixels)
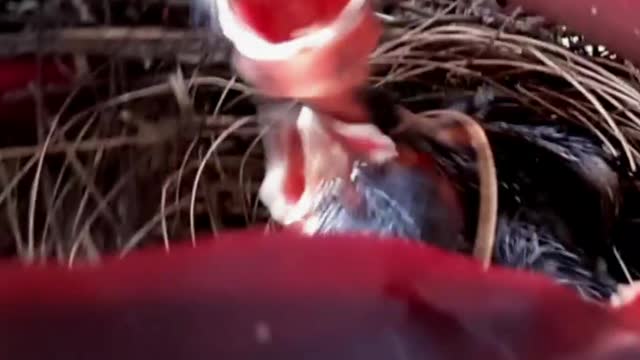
left=216, top=0, right=400, bottom=228
left=216, top=0, right=381, bottom=99
left=257, top=102, right=397, bottom=228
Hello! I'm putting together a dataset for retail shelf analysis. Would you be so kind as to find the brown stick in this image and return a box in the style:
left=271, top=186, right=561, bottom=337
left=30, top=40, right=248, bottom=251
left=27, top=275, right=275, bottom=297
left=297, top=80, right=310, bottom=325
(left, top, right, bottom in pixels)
left=395, top=107, right=498, bottom=270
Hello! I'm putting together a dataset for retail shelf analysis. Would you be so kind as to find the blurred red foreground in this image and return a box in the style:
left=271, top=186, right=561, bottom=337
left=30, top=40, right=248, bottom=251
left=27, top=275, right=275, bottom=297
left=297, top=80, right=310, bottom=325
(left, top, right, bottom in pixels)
left=2, top=229, right=640, bottom=359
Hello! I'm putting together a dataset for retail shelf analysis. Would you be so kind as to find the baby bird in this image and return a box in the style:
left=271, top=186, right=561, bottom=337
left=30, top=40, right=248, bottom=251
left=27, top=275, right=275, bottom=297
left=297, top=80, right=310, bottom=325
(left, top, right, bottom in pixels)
left=296, top=86, right=622, bottom=302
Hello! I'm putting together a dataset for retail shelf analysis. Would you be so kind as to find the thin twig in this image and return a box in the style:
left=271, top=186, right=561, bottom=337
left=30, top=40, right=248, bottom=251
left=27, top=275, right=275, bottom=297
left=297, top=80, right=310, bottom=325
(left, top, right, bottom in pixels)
left=395, top=107, right=498, bottom=269
left=189, top=116, right=253, bottom=243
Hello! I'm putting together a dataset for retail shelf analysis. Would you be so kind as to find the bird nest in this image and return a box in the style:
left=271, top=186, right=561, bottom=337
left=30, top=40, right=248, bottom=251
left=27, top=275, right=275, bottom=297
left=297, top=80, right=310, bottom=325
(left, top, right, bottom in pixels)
left=0, top=0, right=639, bottom=270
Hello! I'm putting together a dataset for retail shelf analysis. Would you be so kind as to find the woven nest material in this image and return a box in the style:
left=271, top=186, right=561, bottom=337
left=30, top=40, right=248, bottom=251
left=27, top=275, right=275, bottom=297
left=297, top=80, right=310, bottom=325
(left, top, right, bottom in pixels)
left=0, top=0, right=639, bottom=268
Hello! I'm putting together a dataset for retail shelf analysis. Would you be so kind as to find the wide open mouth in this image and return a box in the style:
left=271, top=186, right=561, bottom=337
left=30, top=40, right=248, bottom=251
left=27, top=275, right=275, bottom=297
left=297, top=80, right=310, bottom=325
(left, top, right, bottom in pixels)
left=217, top=0, right=368, bottom=60
left=257, top=102, right=397, bottom=226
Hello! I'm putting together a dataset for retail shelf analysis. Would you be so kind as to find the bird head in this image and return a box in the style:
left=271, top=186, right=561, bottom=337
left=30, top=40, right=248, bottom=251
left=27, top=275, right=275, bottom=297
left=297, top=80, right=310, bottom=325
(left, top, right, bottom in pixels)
left=255, top=98, right=464, bottom=249
left=256, top=101, right=398, bottom=230
left=215, top=0, right=405, bottom=229
left=215, top=0, right=463, bottom=243
left=216, top=0, right=381, bottom=99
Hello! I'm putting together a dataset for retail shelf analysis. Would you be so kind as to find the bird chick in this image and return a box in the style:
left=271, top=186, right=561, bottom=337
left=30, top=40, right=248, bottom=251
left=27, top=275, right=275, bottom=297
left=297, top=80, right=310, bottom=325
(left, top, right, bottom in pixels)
left=298, top=86, right=622, bottom=303
left=306, top=159, right=465, bottom=252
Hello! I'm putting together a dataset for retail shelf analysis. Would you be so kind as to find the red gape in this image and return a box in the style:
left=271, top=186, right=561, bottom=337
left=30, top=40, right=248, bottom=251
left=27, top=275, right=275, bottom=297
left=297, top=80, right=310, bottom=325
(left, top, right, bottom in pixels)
left=231, top=0, right=351, bottom=42
left=283, top=125, right=306, bottom=202
left=220, top=0, right=380, bottom=100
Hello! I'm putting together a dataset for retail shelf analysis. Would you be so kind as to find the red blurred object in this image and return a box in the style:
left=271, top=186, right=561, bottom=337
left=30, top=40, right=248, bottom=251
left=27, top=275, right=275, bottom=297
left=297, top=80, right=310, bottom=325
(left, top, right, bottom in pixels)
left=218, top=0, right=381, bottom=100
left=0, top=56, right=73, bottom=95
left=2, top=229, right=640, bottom=359
left=0, top=56, right=75, bottom=122
left=231, top=0, right=351, bottom=43
left=509, top=0, right=640, bottom=65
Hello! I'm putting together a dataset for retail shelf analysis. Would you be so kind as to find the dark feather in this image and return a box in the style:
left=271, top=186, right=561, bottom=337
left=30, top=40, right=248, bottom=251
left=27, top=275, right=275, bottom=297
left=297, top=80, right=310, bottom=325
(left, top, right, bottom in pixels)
left=305, top=86, right=624, bottom=302
left=493, top=209, right=618, bottom=301
left=309, top=162, right=466, bottom=252
left=434, top=90, right=623, bottom=300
